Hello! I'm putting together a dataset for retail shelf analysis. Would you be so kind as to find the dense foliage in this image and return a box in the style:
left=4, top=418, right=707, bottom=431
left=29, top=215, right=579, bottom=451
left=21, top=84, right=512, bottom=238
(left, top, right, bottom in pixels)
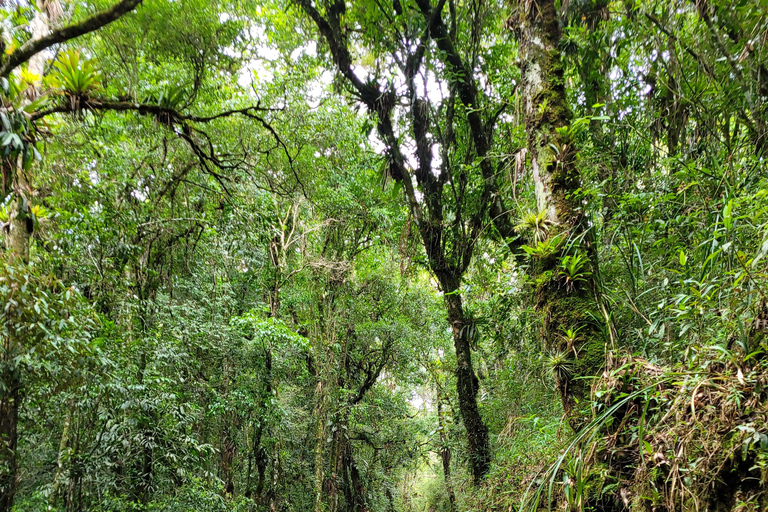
left=1, top=0, right=767, bottom=511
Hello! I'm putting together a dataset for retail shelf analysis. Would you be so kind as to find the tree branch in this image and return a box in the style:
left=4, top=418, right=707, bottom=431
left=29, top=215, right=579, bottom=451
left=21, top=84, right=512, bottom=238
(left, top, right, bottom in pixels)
left=0, top=0, right=143, bottom=77
left=296, top=0, right=430, bottom=232
left=415, top=0, right=523, bottom=261
left=30, top=98, right=296, bottom=197
left=29, top=100, right=276, bottom=123
left=643, top=12, right=715, bottom=80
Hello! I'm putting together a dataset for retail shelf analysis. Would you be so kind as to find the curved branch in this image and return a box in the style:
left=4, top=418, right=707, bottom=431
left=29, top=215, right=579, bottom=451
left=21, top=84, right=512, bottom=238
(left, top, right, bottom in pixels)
left=416, top=0, right=524, bottom=260
left=30, top=98, right=294, bottom=197
left=0, top=0, right=143, bottom=77
left=28, top=100, right=275, bottom=123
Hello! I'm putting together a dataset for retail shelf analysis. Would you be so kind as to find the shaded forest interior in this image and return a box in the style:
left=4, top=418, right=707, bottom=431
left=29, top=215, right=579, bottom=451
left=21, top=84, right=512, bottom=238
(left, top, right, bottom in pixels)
left=2, top=0, right=768, bottom=511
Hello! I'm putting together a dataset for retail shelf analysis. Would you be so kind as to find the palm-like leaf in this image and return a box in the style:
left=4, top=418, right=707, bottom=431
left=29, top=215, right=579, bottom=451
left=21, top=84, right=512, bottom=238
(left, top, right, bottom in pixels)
left=515, top=209, right=552, bottom=244
left=49, top=50, right=101, bottom=96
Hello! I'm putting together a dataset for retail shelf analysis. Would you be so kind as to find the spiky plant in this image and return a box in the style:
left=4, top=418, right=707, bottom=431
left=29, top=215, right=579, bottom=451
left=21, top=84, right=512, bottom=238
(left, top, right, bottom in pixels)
left=48, top=50, right=101, bottom=110
left=521, top=234, right=564, bottom=259
left=557, top=253, right=591, bottom=291
left=545, top=350, right=573, bottom=384
left=559, top=325, right=584, bottom=356
left=515, top=209, right=552, bottom=244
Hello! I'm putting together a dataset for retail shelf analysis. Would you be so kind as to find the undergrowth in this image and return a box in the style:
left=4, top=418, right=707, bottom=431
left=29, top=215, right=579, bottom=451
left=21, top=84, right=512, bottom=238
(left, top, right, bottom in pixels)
left=515, top=347, right=768, bottom=512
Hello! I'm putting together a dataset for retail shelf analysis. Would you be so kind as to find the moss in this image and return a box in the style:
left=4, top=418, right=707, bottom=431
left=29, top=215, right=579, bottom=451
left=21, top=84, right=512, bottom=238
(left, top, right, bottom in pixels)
left=539, top=287, right=598, bottom=334
left=533, top=269, right=554, bottom=288
left=518, top=0, right=605, bottom=426
left=534, top=274, right=605, bottom=420
left=573, top=334, right=605, bottom=388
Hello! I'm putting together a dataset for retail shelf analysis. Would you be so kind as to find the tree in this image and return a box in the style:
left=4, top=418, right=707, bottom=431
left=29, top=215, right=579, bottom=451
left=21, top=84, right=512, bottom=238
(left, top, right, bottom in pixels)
left=296, top=0, right=524, bottom=482
left=507, top=0, right=607, bottom=424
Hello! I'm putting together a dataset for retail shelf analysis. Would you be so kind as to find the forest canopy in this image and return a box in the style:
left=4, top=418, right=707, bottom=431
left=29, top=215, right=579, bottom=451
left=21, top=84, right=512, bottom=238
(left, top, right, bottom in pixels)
left=1, top=0, right=768, bottom=511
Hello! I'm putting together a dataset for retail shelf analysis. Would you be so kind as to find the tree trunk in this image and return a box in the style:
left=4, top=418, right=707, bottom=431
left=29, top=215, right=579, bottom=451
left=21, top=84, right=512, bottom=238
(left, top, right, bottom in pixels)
left=255, top=349, right=272, bottom=500
left=437, top=397, right=456, bottom=512
left=313, top=377, right=326, bottom=512
left=49, top=405, right=74, bottom=509
left=0, top=158, right=31, bottom=512
left=511, top=0, right=606, bottom=426
left=220, top=353, right=236, bottom=497
left=0, top=383, right=20, bottom=512
left=221, top=425, right=235, bottom=496
left=337, top=432, right=365, bottom=512
left=329, top=428, right=342, bottom=512
left=346, top=445, right=365, bottom=512
left=134, top=345, right=157, bottom=502
left=385, top=486, right=397, bottom=512
left=269, top=436, right=281, bottom=512
left=443, top=290, right=490, bottom=482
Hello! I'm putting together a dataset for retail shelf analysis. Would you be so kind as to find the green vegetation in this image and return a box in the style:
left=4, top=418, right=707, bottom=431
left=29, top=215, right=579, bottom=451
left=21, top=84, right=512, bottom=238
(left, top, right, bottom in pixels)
left=2, top=0, right=768, bottom=511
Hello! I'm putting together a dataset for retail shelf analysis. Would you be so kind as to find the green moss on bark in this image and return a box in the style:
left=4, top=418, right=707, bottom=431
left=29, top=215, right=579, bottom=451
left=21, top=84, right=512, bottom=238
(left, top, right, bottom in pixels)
left=515, top=0, right=606, bottom=427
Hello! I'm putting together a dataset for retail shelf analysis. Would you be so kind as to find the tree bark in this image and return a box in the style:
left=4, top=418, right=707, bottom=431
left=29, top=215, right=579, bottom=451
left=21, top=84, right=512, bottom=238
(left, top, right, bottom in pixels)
left=0, top=0, right=143, bottom=77
left=49, top=405, right=73, bottom=509
left=221, top=425, right=235, bottom=496
left=313, top=377, right=327, bottom=512
left=511, top=0, right=606, bottom=426
left=0, top=383, right=20, bottom=512
left=443, top=291, right=490, bottom=481
left=269, top=436, right=281, bottom=512
left=0, top=161, right=31, bottom=512
left=437, top=397, right=456, bottom=512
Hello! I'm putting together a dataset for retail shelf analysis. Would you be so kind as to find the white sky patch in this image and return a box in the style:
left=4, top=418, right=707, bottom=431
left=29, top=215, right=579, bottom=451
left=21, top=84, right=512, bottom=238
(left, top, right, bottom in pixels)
left=239, top=60, right=273, bottom=87
left=305, top=69, right=334, bottom=108
left=259, top=45, right=280, bottom=61
left=235, top=23, right=283, bottom=87
left=431, top=144, right=442, bottom=177
left=413, top=176, right=423, bottom=203
left=413, top=68, right=447, bottom=103
left=409, top=395, right=425, bottom=409
left=368, top=129, right=386, bottom=155
left=401, top=138, right=418, bottom=170
left=408, top=387, right=434, bottom=411
left=290, top=40, right=317, bottom=61
left=131, top=183, right=149, bottom=202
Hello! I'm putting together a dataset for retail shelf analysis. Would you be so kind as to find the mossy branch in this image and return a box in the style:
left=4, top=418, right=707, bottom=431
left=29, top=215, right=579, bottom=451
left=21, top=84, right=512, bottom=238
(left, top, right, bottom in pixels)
left=0, top=0, right=143, bottom=77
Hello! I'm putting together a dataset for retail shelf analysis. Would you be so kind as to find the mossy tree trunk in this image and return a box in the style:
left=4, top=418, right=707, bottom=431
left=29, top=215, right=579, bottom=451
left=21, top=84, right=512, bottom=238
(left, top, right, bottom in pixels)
left=2, top=9, right=54, bottom=508
left=444, top=289, right=490, bottom=480
left=1, top=148, right=32, bottom=512
left=437, top=396, right=456, bottom=512
left=49, top=404, right=74, bottom=509
left=510, top=0, right=606, bottom=426
left=0, top=380, right=20, bottom=512
left=313, top=376, right=327, bottom=512
left=311, top=272, right=340, bottom=512
left=253, top=350, right=271, bottom=500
